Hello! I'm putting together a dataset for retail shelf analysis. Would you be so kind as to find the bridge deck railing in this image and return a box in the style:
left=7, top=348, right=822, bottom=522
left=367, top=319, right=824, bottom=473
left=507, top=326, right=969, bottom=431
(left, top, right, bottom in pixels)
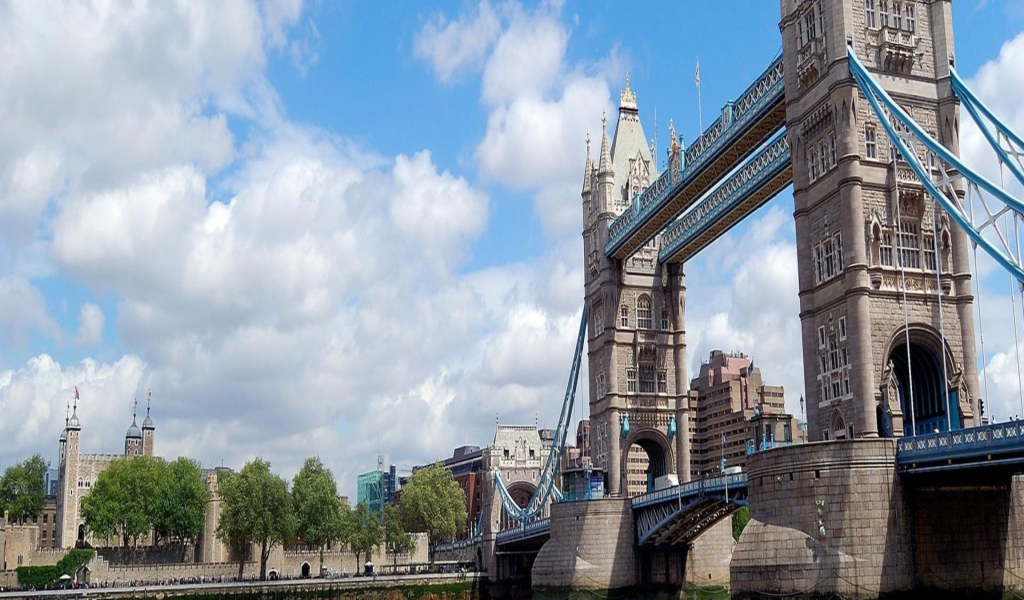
left=631, top=473, right=747, bottom=510
left=896, top=420, right=1024, bottom=465
left=495, top=517, right=551, bottom=545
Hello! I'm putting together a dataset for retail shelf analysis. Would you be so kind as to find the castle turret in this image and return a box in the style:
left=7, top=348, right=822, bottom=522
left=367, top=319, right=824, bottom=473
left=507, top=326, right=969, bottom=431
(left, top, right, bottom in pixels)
left=57, top=388, right=82, bottom=548
left=124, top=399, right=143, bottom=456
left=141, top=390, right=155, bottom=457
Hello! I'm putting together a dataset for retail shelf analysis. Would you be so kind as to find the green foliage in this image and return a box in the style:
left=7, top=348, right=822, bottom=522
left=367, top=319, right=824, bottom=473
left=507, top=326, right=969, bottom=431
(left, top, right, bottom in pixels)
left=732, top=506, right=750, bottom=541
left=153, top=457, right=209, bottom=547
left=215, top=458, right=296, bottom=581
left=16, top=549, right=94, bottom=589
left=16, top=566, right=60, bottom=589
left=382, top=503, right=412, bottom=565
left=80, top=455, right=164, bottom=546
left=56, top=548, right=94, bottom=577
left=292, top=457, right=343, bottom=568
left=0, top=454, right=48, bottom=523
left=346, top=501, right=382, bottom=566
left=398, top=462, right=467, bottom=561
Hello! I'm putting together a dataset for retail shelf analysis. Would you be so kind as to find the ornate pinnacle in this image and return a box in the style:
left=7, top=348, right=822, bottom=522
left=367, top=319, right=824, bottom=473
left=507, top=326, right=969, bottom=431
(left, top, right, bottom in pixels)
left=620, top=72, right=637, bottom=110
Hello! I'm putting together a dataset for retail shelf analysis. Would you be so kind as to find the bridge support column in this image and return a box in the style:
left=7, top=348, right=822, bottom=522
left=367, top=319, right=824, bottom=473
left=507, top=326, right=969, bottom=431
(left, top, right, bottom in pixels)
left=731, top=440, right=913, bottom=598
left=532, top=498, right=636, bottom=591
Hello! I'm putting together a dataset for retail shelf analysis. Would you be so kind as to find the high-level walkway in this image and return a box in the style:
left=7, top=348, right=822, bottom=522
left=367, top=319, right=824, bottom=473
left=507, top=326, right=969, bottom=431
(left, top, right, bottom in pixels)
left=605, top=57, right=785, bottom=260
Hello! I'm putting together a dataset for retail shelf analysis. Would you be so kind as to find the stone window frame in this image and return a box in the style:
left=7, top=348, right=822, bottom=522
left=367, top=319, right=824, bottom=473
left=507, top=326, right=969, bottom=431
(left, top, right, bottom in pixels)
left=596, top=371, right=607, bottom=398
left=620, top=305, right=629, bottom=328
left=865, top=0, right=877, bottom=28
left=636, top=295, right=653, bottom=330
left=813, top=232, right=844, bottom=284
left=657, top=371, right=668, bottom=394
left=904, top=2, right=915, bottom=33
left=879, top=0, right=889, bottom=28
left=865, top=125, right=878, bottom=159
left=626, top=369, right=637, bottom=393
left=638, top=347, right=657, bottom=394
left=591, top=302, right=605, bottom=337
left=838, top=316, right=847, bottom=341
left=828, top=133, right=837, bottom=168
left=660, top=308, right=670, bottom=331
left=891, top=1, right=903, bottom=30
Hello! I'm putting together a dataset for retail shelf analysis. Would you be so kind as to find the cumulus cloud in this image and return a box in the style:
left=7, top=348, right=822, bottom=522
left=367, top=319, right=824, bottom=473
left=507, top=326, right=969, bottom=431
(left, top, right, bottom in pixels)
left=414, top=1, right=501, bottom=84
left=0, top=275, right=62, bottom=346
left=76, top=303, right=105, bottom=350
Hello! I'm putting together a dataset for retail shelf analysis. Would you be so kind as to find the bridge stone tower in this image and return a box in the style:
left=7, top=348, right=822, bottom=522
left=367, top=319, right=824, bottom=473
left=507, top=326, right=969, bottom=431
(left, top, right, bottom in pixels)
left=781, top=0, right=979, bottom=440
left=583, top=80, right=691, bottom=496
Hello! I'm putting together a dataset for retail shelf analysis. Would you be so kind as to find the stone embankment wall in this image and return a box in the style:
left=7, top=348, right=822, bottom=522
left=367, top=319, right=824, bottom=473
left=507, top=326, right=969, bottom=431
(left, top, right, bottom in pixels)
left=731, top=439, right=913, bottom=598
left=86, top=534, right=428, bottom=584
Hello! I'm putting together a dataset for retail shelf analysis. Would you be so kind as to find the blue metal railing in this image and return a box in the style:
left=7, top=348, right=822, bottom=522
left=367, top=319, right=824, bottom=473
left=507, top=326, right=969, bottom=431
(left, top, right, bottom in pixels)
left=659, top=134, right=791, bottom=263
left=630, top=473, right=747, bottom=510
left=745, top=439, right=793, bottom=455
left=605, top=57, right=785, bottom=257
left=896, top=420, right=1024, bottom=465
left=496, top=518, right=551, bottom=545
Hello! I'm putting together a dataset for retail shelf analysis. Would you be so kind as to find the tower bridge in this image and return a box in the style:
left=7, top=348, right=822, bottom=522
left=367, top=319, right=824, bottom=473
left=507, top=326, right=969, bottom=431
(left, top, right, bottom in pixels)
left=436, top=1, right=1024, bottom=596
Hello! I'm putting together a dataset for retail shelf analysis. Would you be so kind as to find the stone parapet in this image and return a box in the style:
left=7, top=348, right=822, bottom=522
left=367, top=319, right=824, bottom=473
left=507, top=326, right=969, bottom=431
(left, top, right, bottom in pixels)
left=731, top=439, right=912, bottom=598
left=531, top=497, right=636, bottom=590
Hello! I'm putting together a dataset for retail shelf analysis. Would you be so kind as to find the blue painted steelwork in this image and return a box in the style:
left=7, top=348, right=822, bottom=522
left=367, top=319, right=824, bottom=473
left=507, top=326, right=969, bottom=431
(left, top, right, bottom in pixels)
left=659, top=134, right=791, bottom=263
left=848, top=47, right=1024, bottom=284
left=950, top=66, right=1024, bottom=190
left=494, top=307, right=587, bottom=526
left=495, top=517, right=551, bottom=546
left=630, top=473, right=747, bottom=510
left=896, top=420, right=1024, bottom=469
left=605, top=57, right=785, bottom=257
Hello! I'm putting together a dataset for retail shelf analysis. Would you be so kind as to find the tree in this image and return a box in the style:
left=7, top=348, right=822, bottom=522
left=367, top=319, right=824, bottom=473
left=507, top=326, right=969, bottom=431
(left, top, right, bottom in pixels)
left=153, top=457, right=209, bottom=559
left=215, top=458, right=295, bottom=581
left=292, top=457, right=344, bottom=575
left=0, top=454, right=48, bottom=524
left=398, top=462, right=467, bottom=562
left=732, top=506, right=751, bottom=541
left=80, top=456, right=164, bottom=547
left=382, top=504, right=412, bottom=570
left=345, top=501, right=381, bottom=569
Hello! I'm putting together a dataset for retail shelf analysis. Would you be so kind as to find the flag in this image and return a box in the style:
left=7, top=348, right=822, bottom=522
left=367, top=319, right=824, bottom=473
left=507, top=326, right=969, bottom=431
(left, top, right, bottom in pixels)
left=74, top=386, right=79, bottom=400
left=695, top=58, right=700, bottom=87
left=721, top=433, right=726, bottom=445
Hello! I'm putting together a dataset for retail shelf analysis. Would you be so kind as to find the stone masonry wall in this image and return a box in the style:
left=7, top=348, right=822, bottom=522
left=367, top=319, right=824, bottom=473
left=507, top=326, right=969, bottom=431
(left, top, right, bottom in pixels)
left=731, top=439, right=913, bottom=598
left=532, top=497, right=636, bottom=590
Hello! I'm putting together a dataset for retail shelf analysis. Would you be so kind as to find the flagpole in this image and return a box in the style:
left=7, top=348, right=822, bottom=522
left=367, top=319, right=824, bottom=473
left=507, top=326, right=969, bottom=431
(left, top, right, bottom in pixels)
left=696, top=56, right=703, bottom=133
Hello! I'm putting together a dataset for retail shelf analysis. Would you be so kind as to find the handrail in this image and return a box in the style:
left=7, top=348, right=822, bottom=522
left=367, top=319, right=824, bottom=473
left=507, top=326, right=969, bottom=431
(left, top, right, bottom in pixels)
left=631, top=473, right=748, bottom=509
left=896, top=420, right=1024, bottom=464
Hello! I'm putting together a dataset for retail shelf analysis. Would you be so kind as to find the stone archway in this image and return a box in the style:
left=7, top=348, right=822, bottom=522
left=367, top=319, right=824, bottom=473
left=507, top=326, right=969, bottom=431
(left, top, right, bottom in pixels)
left=621, top=430, right=673, bottom=497
left=301, top=562, right=311, bottom=578
left=500, top=482, right=537, bottom=530
left=886, top=328, right=959, bottom=436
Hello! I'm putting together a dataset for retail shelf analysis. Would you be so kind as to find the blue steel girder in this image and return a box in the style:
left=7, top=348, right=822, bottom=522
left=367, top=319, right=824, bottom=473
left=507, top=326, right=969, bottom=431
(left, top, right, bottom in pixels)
left=605, top=57, right=786, bottom=260
left=659, top=134, right=792, bottom=264
left=635, top=494, right=748, bottom=547
left=848, top=47, right=1024, bottom=284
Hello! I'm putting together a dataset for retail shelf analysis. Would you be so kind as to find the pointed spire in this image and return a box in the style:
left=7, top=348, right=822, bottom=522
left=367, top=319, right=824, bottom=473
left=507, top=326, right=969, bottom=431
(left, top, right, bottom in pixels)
left=598, top=110, right=613, bottom=177
left=69, top=386, right=81, bottom=429
left=143, top=389, right=154, bottom=430
left=582, top=131, right=593, bottom=194
left=620, top=72, right=637, bottom=110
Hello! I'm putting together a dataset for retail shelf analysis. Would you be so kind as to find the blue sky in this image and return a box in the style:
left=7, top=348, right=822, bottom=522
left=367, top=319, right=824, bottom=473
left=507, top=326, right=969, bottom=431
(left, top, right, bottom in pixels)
left=1, top=0, right=1024, bottom=497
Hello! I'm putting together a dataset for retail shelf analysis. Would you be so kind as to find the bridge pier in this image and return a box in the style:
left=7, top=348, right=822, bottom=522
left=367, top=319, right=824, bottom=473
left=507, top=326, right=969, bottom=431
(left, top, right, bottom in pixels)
left=731, top=439, right=913, bottom=598
left=532, top=497, right=637, bottom=590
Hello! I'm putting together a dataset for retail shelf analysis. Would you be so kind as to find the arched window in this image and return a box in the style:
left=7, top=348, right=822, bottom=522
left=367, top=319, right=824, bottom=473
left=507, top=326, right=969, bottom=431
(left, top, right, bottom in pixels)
left=637, top=296, right=652, bottom=330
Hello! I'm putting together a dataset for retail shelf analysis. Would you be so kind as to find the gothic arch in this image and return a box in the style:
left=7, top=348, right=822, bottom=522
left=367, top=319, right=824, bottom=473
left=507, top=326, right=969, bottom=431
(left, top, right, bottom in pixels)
left=883, top=324, right=961, bottom=435
left=621, top=428, right=674, bottom=493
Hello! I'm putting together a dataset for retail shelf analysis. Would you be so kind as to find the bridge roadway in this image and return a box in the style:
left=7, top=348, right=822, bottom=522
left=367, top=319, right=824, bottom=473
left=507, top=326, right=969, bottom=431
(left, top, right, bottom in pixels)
left=896, top=419, right=1024, bottom=474
left=605, top=56, right=785, bottom=260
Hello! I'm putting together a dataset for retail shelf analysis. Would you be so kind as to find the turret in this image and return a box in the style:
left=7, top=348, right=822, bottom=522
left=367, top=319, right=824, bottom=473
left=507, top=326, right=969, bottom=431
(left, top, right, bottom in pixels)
left=142, top=390, right=155, bottom=457
left=125, top=398, right=142, bottom=456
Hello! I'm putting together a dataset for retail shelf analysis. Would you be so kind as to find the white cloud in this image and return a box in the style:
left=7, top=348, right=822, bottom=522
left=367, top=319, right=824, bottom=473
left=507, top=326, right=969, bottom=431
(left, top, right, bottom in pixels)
left=0, top=275, right=62, bottom=347
left=76, top=303, right=105, bottom=350
left=414, top=1, right=501, bottom=84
